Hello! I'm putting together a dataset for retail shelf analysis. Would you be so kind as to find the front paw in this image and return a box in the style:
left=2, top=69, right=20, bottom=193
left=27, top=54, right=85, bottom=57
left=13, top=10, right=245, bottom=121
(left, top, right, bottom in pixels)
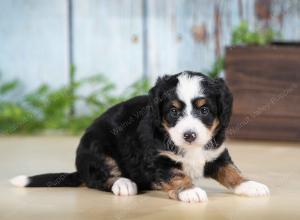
left=234, top=181, right=270, bottom=197
left=178, top=187, right=208, bottom=203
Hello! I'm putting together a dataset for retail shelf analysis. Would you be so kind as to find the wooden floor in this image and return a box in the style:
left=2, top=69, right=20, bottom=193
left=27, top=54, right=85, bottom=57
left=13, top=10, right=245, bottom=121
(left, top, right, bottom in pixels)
left=0, top=136, right=299, bottom=220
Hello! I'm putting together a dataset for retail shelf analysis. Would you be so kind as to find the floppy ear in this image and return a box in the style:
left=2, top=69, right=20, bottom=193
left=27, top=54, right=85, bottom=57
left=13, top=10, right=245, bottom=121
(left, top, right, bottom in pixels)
left=148, top=75, right=172, bottom=127
left=213, top=78, right=233, bottom=143
left=149, top=81, right=161, bottom=126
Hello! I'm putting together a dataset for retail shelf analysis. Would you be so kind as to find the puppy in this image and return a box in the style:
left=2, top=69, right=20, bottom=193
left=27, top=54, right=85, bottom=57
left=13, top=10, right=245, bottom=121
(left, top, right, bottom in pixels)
left=11, top=71, right=269, bottom=202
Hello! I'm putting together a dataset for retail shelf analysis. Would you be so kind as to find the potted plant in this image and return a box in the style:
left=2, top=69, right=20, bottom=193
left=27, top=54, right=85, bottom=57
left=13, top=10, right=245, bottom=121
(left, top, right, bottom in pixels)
left=225, top=22, right=300, bottom=141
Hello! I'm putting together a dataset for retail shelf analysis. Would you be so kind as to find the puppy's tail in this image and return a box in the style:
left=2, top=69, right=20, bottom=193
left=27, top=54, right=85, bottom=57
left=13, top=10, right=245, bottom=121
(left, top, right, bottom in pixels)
left=10, top=172, right=82, bottom=187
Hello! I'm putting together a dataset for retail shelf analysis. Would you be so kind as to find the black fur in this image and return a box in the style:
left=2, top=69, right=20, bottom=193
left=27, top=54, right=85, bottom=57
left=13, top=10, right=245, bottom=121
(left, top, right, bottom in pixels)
left=25, top=71, right=235, bottom=193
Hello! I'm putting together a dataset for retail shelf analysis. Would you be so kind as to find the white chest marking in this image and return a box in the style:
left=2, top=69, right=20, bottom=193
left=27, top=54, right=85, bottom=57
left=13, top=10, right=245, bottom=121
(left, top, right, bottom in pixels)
left=181, top=144, right=226, bottom=182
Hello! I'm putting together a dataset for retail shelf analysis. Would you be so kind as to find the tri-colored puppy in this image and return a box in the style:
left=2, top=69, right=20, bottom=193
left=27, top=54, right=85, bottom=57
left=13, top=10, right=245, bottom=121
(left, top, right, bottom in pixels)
left=11, top=71, right=270, bottom=202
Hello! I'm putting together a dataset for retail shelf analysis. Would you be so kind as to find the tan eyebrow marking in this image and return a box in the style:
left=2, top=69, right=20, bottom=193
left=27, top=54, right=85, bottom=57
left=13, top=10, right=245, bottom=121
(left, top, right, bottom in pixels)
left=171, top=100, right=182, bottom=109
left=194, top=98, right=206, bottom=108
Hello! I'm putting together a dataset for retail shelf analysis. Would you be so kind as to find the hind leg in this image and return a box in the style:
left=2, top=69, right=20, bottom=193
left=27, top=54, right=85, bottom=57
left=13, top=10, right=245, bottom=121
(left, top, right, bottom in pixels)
left=76, top=152, right=137, bottom=196
left=111, top=177, right=137, bottom=196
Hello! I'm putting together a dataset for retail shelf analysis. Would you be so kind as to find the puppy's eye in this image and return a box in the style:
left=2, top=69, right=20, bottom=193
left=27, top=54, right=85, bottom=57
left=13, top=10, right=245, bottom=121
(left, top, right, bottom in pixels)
left=200, top=106, right=209, bottom=115
left=170, top=108, right=180, bottom=117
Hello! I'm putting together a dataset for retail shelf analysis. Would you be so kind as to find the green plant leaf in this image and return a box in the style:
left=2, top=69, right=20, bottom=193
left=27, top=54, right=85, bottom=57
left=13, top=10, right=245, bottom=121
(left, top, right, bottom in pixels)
left=0, top=80, right=20, bottom=95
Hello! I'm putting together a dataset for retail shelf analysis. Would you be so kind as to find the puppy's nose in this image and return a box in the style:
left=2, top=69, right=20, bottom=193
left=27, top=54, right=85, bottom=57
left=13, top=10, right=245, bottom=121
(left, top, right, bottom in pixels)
left=183, top=131, right=197, bottom=143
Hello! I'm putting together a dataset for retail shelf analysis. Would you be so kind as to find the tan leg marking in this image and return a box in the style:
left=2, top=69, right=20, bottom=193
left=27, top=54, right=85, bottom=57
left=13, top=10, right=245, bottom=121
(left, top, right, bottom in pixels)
left=161, top=169, right=193, bottom=200
left=104, top=156, right=122, bottom=189
left=215, top=164, right=246, bottom=189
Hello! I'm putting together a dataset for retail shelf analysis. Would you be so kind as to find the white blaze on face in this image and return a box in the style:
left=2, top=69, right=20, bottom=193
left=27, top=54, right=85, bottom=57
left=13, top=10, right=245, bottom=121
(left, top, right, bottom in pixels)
left=167, top=73, right=212, bottom=148
left=176, top=73, right=203, bottom=113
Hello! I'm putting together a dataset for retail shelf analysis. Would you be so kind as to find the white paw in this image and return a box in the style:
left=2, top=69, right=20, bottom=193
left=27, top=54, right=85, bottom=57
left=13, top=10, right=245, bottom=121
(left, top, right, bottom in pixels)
left=178, top=187, right=208, bottom=203
left=234, top=181, right=270, bottom=197
left=111, top=177, right=137, bottom=196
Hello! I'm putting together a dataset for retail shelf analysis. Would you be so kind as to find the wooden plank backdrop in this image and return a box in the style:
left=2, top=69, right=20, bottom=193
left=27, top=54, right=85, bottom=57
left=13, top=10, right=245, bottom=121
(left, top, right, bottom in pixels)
left=0, top=0, right=300, bottom=92
left=0, top=0, right=69, bottom=89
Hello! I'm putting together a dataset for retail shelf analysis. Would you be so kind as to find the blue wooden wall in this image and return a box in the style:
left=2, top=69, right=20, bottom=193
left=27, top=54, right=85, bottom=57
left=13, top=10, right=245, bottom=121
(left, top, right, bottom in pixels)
left=0, top=0, right=300, bottom=91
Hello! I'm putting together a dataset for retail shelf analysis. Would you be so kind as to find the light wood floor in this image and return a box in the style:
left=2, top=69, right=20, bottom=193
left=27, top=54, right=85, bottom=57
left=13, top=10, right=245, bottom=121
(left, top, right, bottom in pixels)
left=0, top=136, right=299, bottom=220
